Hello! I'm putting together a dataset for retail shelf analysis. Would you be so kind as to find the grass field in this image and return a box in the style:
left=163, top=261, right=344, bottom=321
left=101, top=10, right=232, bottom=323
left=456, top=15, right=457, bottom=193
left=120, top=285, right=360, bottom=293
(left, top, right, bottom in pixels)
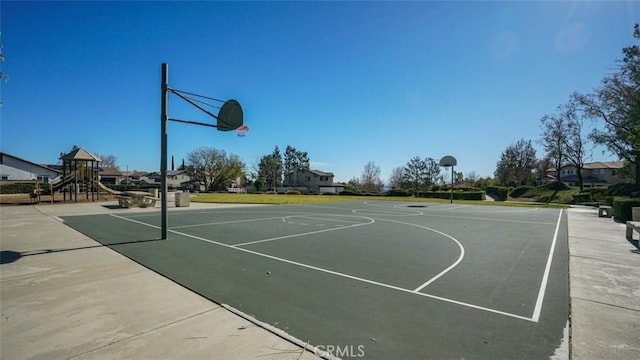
left=190, top=192, right=568, bottom=208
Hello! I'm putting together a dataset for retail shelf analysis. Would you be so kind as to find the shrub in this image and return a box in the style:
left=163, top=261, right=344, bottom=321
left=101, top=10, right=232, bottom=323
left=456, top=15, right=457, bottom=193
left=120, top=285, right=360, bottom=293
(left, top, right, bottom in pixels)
left=0, top=183, right=36, bottom=194
left=363, top=192, right=382, bottom=196
left=572, top=192, right=593, bottom=204
left=547, top=181, right=570, bottom=191
left=509, top=186, right=533, bottom=199
left=385, top=189, right=411, bottom=197
left=582, top=186, right=609, bottom=201
left=285, top=190, right=301, bottom=195
left=339, top=190, right=361, bottom=196
left=484, top=186, right=509, bottom=201
left=416, top=191, right=485, bottom=201
left=612, top=197, right=640, bottom=222
left=605, top=183, right=640, bottom=197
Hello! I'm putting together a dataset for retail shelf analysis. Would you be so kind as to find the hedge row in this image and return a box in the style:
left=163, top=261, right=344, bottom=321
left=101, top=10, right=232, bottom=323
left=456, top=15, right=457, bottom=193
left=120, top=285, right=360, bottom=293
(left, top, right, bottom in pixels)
left=415, top=191, right=485, bottom=201
left=572, top=192, right=593, bottom=204
left=0, top=183, right=36, bottom=194
left=612, top=197, right=640, bottom=222
left=509, top=186, right=533, bottom=199
left=484, top=186, right=509, bottom=201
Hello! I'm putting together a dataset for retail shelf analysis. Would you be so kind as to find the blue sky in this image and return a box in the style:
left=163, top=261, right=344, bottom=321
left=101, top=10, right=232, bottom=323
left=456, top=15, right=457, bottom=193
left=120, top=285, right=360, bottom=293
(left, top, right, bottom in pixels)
left=1, top=1, right=636, bottom=183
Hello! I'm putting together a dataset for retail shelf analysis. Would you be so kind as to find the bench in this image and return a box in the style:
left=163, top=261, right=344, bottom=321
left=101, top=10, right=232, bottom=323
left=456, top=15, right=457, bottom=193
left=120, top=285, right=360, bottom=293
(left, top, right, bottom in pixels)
left=29, top=191, right=40, bottom=203
left=117, top=191, right=157, bottom=208
left=598, top=205, right=613, bottom=218
left=626, top=221, right=640, bottom=241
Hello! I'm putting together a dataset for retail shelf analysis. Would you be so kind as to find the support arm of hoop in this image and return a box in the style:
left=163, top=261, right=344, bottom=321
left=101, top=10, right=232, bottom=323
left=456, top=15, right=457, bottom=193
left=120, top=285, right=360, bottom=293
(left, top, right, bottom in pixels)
left=169, top=89, right=219, bottom=120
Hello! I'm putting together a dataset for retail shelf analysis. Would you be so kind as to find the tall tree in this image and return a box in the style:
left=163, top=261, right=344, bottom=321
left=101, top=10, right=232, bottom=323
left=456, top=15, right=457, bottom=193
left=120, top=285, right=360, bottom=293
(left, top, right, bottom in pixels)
left=185, top=147, right=245, bottom=191
left=361, top=161, right=383, bottom=193
left=258, top=146, right=283, bottom=191
left=94, top=153, right=118, bottom=169
left=494, top=139, right=537, bottom=186
left=573, top=24, right=640, bottom=185
left=535, top=156, right=553, bottom=182
left=563, top=100, right=590, bottom=190
left=283, top=145, right=310, bottom=177
left=403, top=156, right=427, bottom=193
left=346, top=177, right=362, bottom=192
left=464, top=171, right=480, bottom=186
left=424, top=157, right=441, bottom=186
left=402, top=157, right=441, bottom=192
left=539, top=106, right=568, bottom=181
left=388, top=166, right=405, bottom=189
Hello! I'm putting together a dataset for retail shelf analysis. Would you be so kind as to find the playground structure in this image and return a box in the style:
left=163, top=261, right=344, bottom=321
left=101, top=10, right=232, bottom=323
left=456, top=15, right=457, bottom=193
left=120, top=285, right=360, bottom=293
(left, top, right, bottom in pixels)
left=32, top=147, right=119, bottom=203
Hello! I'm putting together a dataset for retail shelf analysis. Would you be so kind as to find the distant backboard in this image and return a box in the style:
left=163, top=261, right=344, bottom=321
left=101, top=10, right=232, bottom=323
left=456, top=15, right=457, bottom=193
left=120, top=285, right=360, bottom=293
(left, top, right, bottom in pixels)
left=216, top=99, right=244, bottom=131
left=439, top=155, right=457, bottom=167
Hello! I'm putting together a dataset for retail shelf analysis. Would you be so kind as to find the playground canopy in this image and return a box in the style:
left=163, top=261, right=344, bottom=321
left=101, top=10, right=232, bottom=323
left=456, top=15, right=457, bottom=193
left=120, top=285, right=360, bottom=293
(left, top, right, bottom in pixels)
left=57, top=146, right=102, bottom=202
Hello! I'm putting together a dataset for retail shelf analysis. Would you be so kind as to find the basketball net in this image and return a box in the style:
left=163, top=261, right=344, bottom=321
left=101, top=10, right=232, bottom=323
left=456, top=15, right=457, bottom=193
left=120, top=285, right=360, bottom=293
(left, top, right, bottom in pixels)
left=235, top=125, right=249, bottom=137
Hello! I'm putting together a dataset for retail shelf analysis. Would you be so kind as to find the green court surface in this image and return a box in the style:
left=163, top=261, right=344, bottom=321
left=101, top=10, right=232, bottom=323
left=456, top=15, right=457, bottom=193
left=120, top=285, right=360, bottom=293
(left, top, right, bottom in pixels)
left=62, top=201, right=568, bottom=359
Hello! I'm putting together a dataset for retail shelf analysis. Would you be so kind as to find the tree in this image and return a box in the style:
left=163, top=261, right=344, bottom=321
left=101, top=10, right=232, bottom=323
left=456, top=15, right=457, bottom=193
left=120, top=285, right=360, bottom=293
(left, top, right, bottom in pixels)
left=185, top=147, right=245, bottom=191
left=539, top=106, right=568, bottom=181
left=361, top=161, right=383, bottom=193
left=464, top=171, right=480, bottom=186
left=573, top=24, right=640, bottom=185
left=535, top=157, right=553, bottom=182
left=283, top=145, right=310, bottom=178
left=424, top=157, right=441, bottom=186
left=494, top=139, right=537, bottom=186
left=563, top=100, right=590, bottom=190
left=388, top=166, right=405, bottom=189
left=258, top=146, right=283, bottom=191
left=403, top=156, right=427, bottom=193
left=95, top=153, right=118, bottom=169
left=402, top=156, right=441, bottom=193
left=346, top=177, right=362, bottom=192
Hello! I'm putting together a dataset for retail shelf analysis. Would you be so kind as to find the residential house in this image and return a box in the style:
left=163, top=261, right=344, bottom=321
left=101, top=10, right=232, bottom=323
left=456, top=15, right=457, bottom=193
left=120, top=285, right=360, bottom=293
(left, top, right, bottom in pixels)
left=167, top=170, right=190, bottom=189
left=0, top=152, right=61, bottom=183
left=546, top=161, right=627, bottom=186
left=98, top=167, right=124, bottom=185
left=285, top=169, right=345, bottom=193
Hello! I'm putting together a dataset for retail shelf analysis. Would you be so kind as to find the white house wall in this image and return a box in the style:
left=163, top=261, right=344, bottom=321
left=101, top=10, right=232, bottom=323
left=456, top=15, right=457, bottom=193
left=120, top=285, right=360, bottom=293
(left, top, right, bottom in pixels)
left=0, top=158, right=60, bottom=182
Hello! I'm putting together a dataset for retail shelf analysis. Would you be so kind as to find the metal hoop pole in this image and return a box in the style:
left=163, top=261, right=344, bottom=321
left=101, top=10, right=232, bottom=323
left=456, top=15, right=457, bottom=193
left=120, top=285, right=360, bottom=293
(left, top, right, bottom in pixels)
left=160, top=63, right=169, bottom=239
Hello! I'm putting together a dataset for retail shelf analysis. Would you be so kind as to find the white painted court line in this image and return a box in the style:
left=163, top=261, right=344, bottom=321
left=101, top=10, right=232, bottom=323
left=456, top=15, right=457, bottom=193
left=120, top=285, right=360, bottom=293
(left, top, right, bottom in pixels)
left=372, top=218, right=465, bottom=292
left=110, top=213, right=161, bottom=229
left=531, top=209, right=564, bottom=322
left=283, top=215, right=367, bottom=225
left=233, top=217, right=375, bottom=247
left=171, top=216, right=285, bottom=229
left=108, top=213, right=535, bottom=322
left=421, top=213, right=555, bottom=225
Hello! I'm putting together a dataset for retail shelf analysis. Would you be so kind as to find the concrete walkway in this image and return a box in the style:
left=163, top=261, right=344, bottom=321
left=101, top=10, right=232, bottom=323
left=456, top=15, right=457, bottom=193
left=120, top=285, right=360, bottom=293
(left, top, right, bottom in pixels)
left=1, top=202, right=639, bottom=359
left=567, top=207, right=640, bottom=359
left=0, top=202, right=321, bottom=360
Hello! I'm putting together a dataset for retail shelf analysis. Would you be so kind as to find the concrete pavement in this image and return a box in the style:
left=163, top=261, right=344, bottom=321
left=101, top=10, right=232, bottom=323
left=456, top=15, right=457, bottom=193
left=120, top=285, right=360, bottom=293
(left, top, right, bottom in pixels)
left=567, top=207, right=640, bottom=359
left=0, top=202, right=322, bottom=360
left=1, top=202, right=639, bottom=359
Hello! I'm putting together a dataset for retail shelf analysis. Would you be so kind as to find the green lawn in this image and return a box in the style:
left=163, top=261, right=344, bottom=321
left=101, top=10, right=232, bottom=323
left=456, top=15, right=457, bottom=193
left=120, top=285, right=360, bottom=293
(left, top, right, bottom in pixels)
left=190, top=193, right=567, bottom=208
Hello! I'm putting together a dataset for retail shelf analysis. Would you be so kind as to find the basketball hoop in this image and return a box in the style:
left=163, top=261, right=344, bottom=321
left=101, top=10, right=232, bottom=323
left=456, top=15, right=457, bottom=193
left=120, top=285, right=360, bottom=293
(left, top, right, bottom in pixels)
left=235, top=125, right=250, bottom=137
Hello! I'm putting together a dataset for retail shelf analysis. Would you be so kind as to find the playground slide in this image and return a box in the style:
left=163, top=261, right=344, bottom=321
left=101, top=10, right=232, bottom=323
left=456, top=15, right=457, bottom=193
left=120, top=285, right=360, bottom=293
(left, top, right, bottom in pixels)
left=49, top=173, right=76, bottom=192
left=98, top=181, right=121, bottom=195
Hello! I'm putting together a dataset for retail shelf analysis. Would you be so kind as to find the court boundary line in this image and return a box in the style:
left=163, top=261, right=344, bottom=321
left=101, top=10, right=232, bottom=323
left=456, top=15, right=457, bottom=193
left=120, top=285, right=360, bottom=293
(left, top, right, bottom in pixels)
left=232, top=216, right=375, bottom=247
left=531, top=209, right=564, bottom=322
left=171, top=216, right=285, bottom=229
left=108, top=213, right=537, bottom=322
left=369, top=218, right=466, bottom=292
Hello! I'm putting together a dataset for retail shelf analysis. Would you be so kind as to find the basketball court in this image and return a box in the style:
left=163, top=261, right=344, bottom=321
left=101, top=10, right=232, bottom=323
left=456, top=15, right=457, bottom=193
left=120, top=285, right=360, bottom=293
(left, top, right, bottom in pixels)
left=61, top=201, right=568, bottom=359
